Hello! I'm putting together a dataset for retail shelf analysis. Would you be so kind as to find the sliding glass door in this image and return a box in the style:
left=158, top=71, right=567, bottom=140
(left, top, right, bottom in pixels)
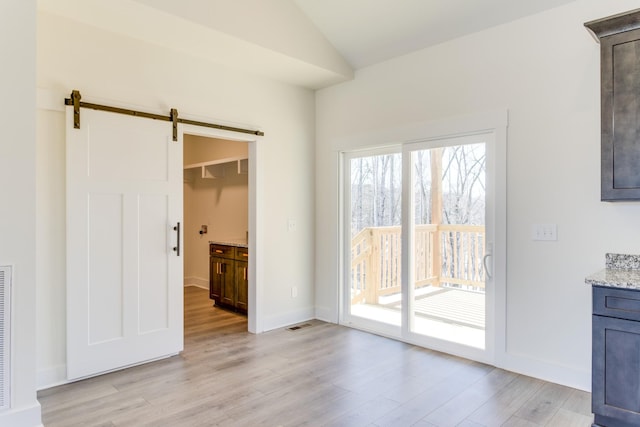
left=345, top=150, right=403, bottom=335
left=343, top=131, right=498, bottom=361
left=406, top=136, right=488, bottom=350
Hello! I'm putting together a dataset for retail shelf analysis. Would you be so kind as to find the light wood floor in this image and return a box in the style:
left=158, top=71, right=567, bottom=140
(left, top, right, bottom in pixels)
left=38, top=286, right=593, bottom=426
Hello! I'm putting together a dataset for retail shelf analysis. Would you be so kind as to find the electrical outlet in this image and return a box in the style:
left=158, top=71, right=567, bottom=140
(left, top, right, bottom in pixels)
left=287, top=218, right=297, bottom=232
left=291, top=286, right=298, bottom=298
left=532, top=224, right=557, bottom=241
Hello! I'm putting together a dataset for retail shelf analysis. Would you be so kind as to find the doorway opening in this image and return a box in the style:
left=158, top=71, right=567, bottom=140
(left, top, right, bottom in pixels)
left=183, top=134, right=249, bottom=331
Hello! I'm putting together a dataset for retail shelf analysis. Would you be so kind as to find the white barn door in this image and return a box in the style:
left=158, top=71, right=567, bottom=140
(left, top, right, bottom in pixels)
left=66, top=106, right=183, bottom=380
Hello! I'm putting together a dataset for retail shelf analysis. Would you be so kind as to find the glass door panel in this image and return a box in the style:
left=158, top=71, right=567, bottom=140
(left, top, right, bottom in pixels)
left=409, top=142, right=487, bottom=349
left=347, top=152, right=402, bottom=329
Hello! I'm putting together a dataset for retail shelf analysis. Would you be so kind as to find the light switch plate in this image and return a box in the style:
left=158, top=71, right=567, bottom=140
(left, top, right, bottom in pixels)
left=532, top=224, right=557, bottom=241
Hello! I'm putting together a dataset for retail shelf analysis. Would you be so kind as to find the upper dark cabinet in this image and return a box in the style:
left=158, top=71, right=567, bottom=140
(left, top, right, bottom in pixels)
left=586, top=9, right=640, bottom=201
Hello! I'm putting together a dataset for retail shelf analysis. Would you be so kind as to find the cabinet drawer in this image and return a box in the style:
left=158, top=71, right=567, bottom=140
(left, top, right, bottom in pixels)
left=210, top=244, right=234, bottom=258
left=235, top=247, right=249, bottom=261
left=594, top=286, right=640, bottom=321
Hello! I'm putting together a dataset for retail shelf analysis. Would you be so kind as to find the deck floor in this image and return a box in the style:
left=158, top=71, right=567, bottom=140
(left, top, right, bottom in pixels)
left=392, top=287, right=485, bottom=329
left=351, top=287, right=486, bottom=348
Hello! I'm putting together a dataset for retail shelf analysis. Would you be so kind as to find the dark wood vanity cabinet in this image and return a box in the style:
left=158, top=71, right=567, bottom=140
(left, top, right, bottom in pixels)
left=586, top=9, right=640, bottom=201
left=592, top=286, right=640, bottom=427
left=209, top=256, right=222, bottom=302
left=235, top=247, right=249, bottom=313
left=209, top=244, right=248, bottom=314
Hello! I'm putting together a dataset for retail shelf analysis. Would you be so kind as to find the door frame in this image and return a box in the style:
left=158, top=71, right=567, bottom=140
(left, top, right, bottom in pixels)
left=180, top=123, right=263, bottom=333
left=338, top=110, right=507, bottom=366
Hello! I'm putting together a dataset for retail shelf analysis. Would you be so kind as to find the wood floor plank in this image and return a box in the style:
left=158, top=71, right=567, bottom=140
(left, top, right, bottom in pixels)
left=452, top=420, right=485, bottom=427
left=561, top=388, right=592, bottom=416
left=545, top=408, right=593, bottom=427
left=38, top=287, right=593, bottom=427
left=410, top=421, right=439, bottom=427
left=38, top=381, right=120, bottom=416
left=421, top=368, right=519, bottom=426
left=44, top=394, right=149, bottom=427
left=513, top=382, right=573, bottom=425
left=466, top=374, right=545, bottom=426
left=370, top=362, right=495, bottom=426
left=321, top=395, right=400, bottom=427
left=501, top=415, right=540, bottom=426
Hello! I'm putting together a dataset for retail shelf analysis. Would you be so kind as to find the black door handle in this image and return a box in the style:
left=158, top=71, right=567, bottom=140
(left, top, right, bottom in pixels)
left=173, top=222, right=181, bottom=256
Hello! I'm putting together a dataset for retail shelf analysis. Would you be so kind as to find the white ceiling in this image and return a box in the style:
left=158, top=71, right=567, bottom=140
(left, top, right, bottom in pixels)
left=39, top=0, right=579, bottom=89
left=294, top=0, right=578, bottom=69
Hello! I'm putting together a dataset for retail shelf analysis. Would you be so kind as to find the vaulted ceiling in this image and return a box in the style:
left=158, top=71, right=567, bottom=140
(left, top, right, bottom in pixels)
left=294, top=0, right=578, bottom=69
left=38, top=0, right=578, bottom=89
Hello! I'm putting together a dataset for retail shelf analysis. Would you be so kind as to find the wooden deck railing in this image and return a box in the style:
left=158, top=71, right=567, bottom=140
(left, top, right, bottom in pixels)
left=351, top=224, right=486, bottom=305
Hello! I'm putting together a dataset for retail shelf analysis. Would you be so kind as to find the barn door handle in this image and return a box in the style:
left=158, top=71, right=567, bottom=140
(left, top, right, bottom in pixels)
left=173, top=222, right=181, bottom=256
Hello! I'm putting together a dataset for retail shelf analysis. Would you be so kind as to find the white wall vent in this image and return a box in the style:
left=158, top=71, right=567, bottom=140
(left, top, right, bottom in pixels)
left=0, top=266, right=10, bottom=412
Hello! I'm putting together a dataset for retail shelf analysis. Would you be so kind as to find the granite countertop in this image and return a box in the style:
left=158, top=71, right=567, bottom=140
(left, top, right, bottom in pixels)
left=586, top=253, right=640, bottom=290
left=209, top=239, right=248, bottom=248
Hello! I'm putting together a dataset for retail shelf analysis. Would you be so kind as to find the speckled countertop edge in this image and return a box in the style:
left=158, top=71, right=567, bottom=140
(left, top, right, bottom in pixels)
left=209, top=240, right=248, bottom=248
left=586, top=254, right=640, bottom=290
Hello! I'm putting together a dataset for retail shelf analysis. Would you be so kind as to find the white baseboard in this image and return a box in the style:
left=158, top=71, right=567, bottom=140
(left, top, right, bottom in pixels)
left=314, top=306, right=337, bottom=324
left=184, top=276, right=208, bottom=290
left=37, top=364, right=68, bottom=391
left=498, top=352, right=590, bottom=392
left=0, top=401, right=43, bottom=427
left=262, top=306, right=316, bottom=332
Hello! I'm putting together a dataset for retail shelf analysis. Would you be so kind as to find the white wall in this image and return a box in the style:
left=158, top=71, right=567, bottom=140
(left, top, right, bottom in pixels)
left=36, top=11, right=316, bottom=388
left=183, top=136, right=249, bottom=287
left=0, top=1, right=42, bottom=426
left=315, top=0, right=640, bottom=391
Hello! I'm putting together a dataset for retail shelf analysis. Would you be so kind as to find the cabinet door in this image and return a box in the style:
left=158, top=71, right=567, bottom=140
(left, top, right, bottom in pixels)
left=220, top=259, right=235, bottom=307
left=209, top=256, right=224, bottom=303
left=235, top=260, right=248, bottom=313
left=593, top=314, right=640, bottom=425
left=600, top=28, right=640, bottom=200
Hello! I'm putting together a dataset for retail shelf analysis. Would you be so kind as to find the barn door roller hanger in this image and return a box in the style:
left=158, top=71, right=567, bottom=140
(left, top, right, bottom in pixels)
left=65, top=89, right=265, bottom=141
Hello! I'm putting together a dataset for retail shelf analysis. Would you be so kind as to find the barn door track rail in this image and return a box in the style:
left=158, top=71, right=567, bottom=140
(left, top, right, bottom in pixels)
left=64, top=89, right=265, bottom=141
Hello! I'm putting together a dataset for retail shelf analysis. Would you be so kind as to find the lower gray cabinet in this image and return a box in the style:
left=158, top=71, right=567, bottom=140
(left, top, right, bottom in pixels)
left=593, top=286, right=640, bottom=426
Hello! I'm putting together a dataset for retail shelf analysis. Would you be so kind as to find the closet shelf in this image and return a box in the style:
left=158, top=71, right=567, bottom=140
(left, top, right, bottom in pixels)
left=184, top=156, right=248, bottom=179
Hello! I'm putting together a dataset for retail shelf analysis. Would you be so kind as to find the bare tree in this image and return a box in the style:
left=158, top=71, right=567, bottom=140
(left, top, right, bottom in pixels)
left=439, top=144, right=486, bottom=282
left=350, top=144, right=486, bottom=293
left=414, top=150, right=431, bottom=224
left=441, top=144, right=485, bottom=226
left=350, top=153, right=401, bottom=233
left=351, top=145, right=484, bottom=232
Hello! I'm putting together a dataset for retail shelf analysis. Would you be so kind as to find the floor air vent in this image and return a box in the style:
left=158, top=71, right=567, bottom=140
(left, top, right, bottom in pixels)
left=288, top=323, right=312, bottom=331
left=0, top=266, right=10, bottom=412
